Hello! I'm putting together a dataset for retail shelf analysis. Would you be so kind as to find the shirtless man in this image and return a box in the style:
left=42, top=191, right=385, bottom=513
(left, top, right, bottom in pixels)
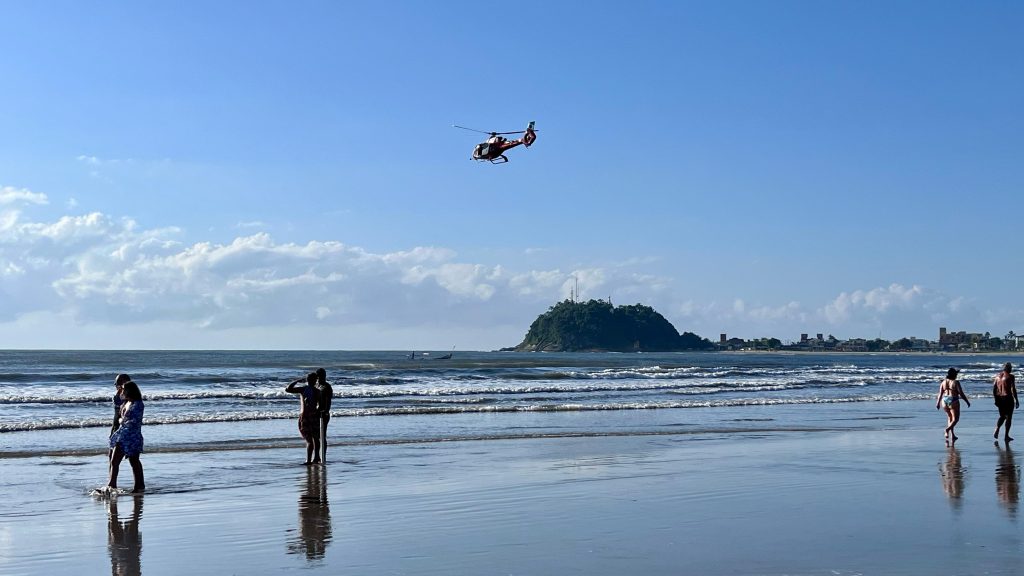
left=315, top=368, right=334, bottom=463
left=993, top=362, right=1019, bottom=442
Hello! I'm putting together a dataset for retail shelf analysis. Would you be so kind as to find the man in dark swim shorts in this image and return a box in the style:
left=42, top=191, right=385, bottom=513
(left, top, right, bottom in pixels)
left=315, top=368, right=333, bottom=463
left=993, top=362, right=1019, bottom=442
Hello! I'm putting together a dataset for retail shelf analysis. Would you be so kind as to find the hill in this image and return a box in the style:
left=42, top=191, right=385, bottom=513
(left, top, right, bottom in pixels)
left=509, top=299, right=713, bottom=352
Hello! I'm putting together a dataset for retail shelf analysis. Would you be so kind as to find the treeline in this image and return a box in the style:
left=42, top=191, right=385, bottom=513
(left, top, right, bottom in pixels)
left=511, top=299, right=713, bottom=352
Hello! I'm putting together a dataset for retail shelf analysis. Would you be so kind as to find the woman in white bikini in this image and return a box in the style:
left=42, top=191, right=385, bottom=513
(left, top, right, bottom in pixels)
left=936, top=367, right=970, bottom=443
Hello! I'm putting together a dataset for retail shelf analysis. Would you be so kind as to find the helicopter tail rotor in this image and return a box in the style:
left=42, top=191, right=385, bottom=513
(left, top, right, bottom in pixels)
left=523, top=121, right=537, bottom=147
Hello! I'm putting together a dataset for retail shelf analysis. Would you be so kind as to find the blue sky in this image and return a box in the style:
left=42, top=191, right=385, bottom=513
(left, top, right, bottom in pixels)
left=0, top=2, right=1021, bottom=349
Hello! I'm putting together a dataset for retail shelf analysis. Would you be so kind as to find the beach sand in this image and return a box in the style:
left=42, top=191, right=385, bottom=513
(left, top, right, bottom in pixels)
left=2, top=410, right=1021, bottom=575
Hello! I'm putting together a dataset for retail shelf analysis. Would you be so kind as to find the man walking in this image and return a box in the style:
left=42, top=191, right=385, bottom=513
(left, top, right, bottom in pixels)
left=993, top=362, right=1019, bottom=442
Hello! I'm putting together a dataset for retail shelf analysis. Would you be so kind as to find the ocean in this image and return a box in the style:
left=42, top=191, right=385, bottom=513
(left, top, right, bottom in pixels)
left=3, top=350, right=1022, bottom=575
left=3, top=350, right=1020, bottom=457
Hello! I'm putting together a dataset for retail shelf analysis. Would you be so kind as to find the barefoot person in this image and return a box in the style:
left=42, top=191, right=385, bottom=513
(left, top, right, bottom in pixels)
left=108, top=380, right=145, bottom=493
left=109, top=374, right=130, bottom=459
left=315, top=368, right=334, bottom=463
left=993, top=362, right=1019, bottom=442
left=936, top=367, right=970, bottom=443
left=286, top=373, right=321, bottom=465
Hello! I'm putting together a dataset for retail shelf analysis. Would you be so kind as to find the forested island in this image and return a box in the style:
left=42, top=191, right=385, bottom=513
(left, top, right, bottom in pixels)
left=507, top=299, right=713, bottom=352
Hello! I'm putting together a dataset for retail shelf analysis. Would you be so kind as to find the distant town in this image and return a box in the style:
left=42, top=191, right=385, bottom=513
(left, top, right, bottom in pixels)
left=716, top=327, right=1024, bottom=353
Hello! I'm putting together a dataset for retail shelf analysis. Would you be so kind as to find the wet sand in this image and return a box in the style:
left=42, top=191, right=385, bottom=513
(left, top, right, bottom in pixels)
left=1, top=416, right=1021, bottom=575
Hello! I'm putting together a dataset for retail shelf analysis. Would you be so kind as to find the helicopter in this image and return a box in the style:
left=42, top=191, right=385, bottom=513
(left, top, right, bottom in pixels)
left=454, top=121, right=537, bottom=164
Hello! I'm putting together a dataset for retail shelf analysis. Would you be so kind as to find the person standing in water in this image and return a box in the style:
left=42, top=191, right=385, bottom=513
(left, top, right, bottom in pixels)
left=315, top=368, right=334, bottom=464
left=109, top=374, right=130, bottom=459
left=286, top=373, right=321, bottom=465
left=936, top=367, right=970, bottom=443
left=993, top=362, right=1019, bottom=442
left=108, top=380, right=145, bottom=492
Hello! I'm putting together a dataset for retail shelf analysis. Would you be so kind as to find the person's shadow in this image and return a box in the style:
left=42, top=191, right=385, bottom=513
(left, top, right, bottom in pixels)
left=995, top=443, right=1020, bottom=518
left=107, top=496, right=143, bottom=576
left=940, top=445, right=966, bottom=510
left=287, top=466, right=333, bottom=561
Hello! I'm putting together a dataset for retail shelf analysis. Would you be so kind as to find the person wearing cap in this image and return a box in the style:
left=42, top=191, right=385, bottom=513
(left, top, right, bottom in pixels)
left=992, top=362, right=1019, bottom=442
left=936, top=367, right=970, bottom=443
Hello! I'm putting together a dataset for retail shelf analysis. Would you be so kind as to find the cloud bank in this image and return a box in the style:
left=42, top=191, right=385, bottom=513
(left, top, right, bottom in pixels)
left=0, top=187, right=641, bottom=347
left=0, top=187, right=1017, bottom=348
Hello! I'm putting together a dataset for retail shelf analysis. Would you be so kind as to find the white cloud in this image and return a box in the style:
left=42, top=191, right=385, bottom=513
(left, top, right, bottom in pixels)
left=560, top=268, right=607, bottom=300
left=814, top=283, right=987, bottom=338
left=75, top=155, right=135, bottom=166
left=822, top=283, right=926, bottom=324
left=0, top=207, right=590, bottom=335
left=0, top=202, right=727, bottom=349
left=669, top=284, right=995, bottom=341
left=0, top=186, right=48, bottom=206
left=75, top=155, right=147, bottom=181
left=674, top=299, right=810, bottom=339
left=510, top=269, right=563, bottom=296
left=669, top=283, right=1006, bottom=341
left=747, top=301, right=804, bottom=322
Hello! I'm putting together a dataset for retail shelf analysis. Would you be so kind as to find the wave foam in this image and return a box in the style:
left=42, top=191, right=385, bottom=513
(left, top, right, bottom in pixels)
left=0, top=393, right=933, bottom=433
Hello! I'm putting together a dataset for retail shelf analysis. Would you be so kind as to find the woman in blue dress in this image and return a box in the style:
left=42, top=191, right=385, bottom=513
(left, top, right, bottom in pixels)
left=108, top=380, right=145, bottom=492
left=108, top=374, right=130, bottom=460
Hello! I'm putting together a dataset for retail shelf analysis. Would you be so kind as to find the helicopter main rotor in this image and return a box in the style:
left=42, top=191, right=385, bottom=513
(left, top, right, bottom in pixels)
left=453, top=124, right=533, bottom=136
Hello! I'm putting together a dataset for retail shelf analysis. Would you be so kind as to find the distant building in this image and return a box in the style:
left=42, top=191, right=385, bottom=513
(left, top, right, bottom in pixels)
left=794, top=333, right=826, bottom=351
left=838, top=338, right=868, bottom=352
left=1008, top=333, right=1023, bottom=350
left=717, top=336, right=747, bottom=351
left=940, top=327, right=968, bottom=349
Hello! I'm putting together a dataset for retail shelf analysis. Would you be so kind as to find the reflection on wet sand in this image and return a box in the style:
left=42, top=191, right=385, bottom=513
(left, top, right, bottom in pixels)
left=288, top=466, right=333, bottom=561
left=107, top=496, right=142, bottom=576
left=995, top=443, right=1020, bottom=517
left=940, top=446, right=965, bottom=509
